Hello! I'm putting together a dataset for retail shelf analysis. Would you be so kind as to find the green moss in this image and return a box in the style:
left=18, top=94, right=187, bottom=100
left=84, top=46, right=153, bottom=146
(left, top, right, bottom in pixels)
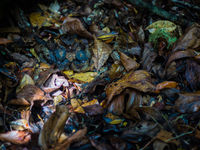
left=149, top=28, right=177, bottom=49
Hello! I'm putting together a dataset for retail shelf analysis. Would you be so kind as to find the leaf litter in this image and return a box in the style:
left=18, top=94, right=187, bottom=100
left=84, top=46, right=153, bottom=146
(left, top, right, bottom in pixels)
left=0, top=0, right=200, bottom=149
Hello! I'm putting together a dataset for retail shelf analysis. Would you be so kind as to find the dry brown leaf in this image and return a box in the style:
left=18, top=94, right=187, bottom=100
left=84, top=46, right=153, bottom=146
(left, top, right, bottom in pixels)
left=119, top=51, right=140, bottom=72
left=106, top=70, right=155, bottom=105
left=156, top=130, right=179, bottom=145
left=8, top=98, right=31, bottom=106
left=0, top=130, right=31, bottom=144
left=107, top=89, right=142, bottom=119
left=173, top=24, right=200, bottom=52
left=16, top=84, right=46, bottom=106
left=61, top=17, right=93, bottom=39
left=38, top=105, right=69, bottom=150
left=165, top=49, right=196, bottom=68
left=92, top=36, right=113, bottom=71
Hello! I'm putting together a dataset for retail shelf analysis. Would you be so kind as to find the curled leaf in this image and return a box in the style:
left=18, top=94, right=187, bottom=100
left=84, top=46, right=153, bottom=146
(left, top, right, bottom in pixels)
left=16, top=84, right=46, bottom=106
left=155, top=81, right=178, bottom=93
left=166, top=49, right=196, bottom=68
left=61, top=17, right=93, bottom=39
left=173, top=24, right=200, bottom=52
left=53, top=127, right=87, bottom=150
left=38, top=105, right=69, bottom=150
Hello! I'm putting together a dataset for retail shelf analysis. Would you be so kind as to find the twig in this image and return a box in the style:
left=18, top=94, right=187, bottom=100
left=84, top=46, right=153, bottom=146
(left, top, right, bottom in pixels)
left=140, top=137, right=156, bottom=150
left=127, top=0, right=193, bottom=26
left=166, top=131, right=193, bottom=142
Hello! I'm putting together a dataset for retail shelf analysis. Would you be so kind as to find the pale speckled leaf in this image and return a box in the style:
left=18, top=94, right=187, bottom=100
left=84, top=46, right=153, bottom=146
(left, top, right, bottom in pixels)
left=92, top=36, right=113, bottom=71
left=146, top=20, right=177, bottom=33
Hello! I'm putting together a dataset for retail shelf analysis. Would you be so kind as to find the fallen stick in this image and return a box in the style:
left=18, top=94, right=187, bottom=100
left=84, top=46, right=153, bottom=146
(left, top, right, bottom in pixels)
left=127, top=0, right=193, bottom=26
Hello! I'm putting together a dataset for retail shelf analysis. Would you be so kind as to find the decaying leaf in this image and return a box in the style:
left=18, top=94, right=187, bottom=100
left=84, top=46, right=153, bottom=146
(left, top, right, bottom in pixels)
left=146, top=20, right=177, bottom=34
left=0, top=130, right=31, bottom=144
left=156, top=130, right=179, bottom=145
left=74, top=99, right=99, bottom=114
left=38, top=105, right=69, bottom=150
left=107, top=89, right=142, bottom=119
left=109, top=63, right=124, bottom=80
left=92, top=36, right=113, bottom=71
left=119, top=51, right=140, bottom=72
left=16, top=74, right=35, bottom=93
left=61, top=17, right=93, bottom=39
left=42, top=74, right=69, bottom=93
left=36, top=68, right=57, bottom=87
left=64, top=71, right=98, bottom=83
left=71, top=99, right=81, bottom=109
left=83, top=104, right=104, bottom=116
left=53, top=95, right=63, bottom=106
left=175, top=92, right=200, bottom=113
left=29, top=12, right=52, bottom=28
left=165, top=49, right=196, bottom=68
left=106, top=70, right=155, bottom=104
left=173, top=24, right=200, bottom=52
left=16, top=84, right=46, bottom=106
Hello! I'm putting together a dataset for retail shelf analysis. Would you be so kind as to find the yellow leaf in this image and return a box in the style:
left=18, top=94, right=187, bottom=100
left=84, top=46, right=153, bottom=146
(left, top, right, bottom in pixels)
left=63, top=71, right=97, bottom=83
left=146, top=20, right=177, bottom=34
left=123, top=122, right=127, bottom=126
left=39, top=63, right=51, bottom=69
left=71, top=72, right=97, bottom=83
left=102, top=27, right=110, bottom=33
left=63, top=70, right=74, bottom=76
left=16, top=74, right=34, bottom=93
left=71, top=99, right=81, bottom=109
left=100, top=100, right=107, bottom=108
left=82, top=99, right=99, bottom=107
left=74, top=106, right=85, bottom=113
left=109, top=119, right=123, bottom=125
left=4, top=62, right=17, bottom=68
left=53, top=95, right=63, bottom=105
left=30, top=48, right=40, bottom=62
left=105, top=113, right=119, bottom=120
left=29, top=12, right=52, bottom=28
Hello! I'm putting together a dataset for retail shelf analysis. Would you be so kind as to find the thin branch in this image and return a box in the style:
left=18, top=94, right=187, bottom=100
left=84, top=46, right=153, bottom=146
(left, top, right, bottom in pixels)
left=127, top=0, right=193, bottom=26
